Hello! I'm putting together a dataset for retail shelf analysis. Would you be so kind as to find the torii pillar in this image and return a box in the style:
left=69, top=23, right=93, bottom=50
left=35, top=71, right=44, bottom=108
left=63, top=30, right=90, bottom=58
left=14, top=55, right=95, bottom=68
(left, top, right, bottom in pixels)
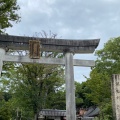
left=65, top=52, right=76, bottom=119
left=0, top=34, right=100, bottom=120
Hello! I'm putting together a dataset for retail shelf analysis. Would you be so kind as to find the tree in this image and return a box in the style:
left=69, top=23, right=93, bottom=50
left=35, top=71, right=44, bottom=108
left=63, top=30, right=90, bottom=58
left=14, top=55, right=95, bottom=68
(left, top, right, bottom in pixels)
left=0, top=32, right=65, bottom=120
left=0, top=90, right=14, bottom=120
left=75, top=81, right=94, bottom=109
left=1, top=56, right=65, bottom=120
left=0, top=0, right=20, bottom=33
left=0, top=0, right=20, bottom=116
left=14, top=63, right=64, bottom=119
left=85, top=70, right=112, bottom=119
left=96, top=37, right=120, bottom=75
left=85, top=37, right=120, bottom=119
left=0, top=101, right=12, bottom=120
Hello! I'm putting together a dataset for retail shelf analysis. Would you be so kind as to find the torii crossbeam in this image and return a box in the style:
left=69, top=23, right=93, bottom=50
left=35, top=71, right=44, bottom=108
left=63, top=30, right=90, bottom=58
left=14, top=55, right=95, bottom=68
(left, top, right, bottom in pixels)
left=0, top=34, right=100, bottom=120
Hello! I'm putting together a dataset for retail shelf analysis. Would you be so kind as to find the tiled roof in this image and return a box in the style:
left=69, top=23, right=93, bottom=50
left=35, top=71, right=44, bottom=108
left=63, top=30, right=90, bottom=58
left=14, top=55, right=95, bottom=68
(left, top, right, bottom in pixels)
left=39, top=109, right=66, bottom=117
left=83, top=107, right=100, bottom=117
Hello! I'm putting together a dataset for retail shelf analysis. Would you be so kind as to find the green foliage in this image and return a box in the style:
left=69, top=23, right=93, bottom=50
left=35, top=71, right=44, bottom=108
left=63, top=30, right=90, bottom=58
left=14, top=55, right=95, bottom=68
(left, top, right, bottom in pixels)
left=75, top=81, right=94, bottom=108
left=100, top=101, right=113, bottom=120
left=84, top=37, right=120, bottom=119
left=96, top=37, right=120, bottom=75
left=0, top=101, right=12, bottom=120
left=1, top=62, right=64, bottom=119
left=0, top=0, right=20, bottom=33
left=14, top=63, right=64, bottom=113
left=0, top=52, right=65, bottom=119
left=47, top=89, right=66, bottom=109
left=86, top=70, right=111, bottom=105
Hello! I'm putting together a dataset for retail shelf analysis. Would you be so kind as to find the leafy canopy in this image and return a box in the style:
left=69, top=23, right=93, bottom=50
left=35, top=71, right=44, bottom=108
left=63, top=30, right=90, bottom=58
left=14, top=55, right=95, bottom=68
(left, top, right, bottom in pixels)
left=84, top=37, right=120, bottom=119
left=0, top=0, right=20, bottom=33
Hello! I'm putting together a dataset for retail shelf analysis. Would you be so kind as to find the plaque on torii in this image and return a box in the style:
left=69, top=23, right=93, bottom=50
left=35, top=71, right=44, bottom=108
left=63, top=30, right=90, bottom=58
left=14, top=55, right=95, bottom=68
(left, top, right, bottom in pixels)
left=0, top=34, right=100, bottom=120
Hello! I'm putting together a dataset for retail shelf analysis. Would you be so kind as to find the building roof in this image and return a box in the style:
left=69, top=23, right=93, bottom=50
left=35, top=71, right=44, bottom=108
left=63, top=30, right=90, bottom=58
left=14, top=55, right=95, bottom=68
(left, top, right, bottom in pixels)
left=39, top=109, right=66, bottom=117
left=39, top=107, right=99, bottom=119
left=83, top=107, right=100, bottom=117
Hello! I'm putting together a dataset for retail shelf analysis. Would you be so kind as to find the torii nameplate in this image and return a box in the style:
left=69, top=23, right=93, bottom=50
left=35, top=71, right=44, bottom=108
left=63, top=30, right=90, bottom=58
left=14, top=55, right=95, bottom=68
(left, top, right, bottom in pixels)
left=0, top=34, right=100, bottom=53
left=29, top=40, right=40, bottom=59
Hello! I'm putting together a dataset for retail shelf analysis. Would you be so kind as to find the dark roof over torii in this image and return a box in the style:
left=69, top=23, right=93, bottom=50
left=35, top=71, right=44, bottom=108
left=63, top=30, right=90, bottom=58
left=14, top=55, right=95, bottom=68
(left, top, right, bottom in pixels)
left=0, top=34, right=100, bottom=53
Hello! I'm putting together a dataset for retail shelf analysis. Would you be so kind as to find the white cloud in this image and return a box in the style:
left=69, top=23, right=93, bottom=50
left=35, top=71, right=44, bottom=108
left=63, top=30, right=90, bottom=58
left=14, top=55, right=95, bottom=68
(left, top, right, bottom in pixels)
left=88, top=31, right=101, bottom=39
left=20, top=0, right=53, bottom=16
left=6, top=0, right=120, bottom=82
left=102, top=0, right=118, bottom=2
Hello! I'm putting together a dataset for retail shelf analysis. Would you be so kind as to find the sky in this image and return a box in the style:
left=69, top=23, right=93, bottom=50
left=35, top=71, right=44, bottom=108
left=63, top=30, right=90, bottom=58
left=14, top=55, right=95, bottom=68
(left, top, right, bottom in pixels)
left=6, top=0, right=120, bottom=83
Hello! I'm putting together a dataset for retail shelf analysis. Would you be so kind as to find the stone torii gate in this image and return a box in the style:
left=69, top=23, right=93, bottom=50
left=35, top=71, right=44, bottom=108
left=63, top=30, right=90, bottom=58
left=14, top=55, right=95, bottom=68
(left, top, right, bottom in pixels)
left=0, top=34, right=100, bottom=120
